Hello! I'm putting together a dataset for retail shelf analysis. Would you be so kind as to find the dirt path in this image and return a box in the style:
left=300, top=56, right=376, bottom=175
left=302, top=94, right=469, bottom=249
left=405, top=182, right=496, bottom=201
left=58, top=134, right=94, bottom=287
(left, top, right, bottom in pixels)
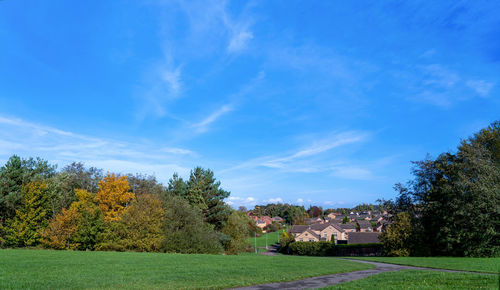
left=229, top=259, right=491, bottom=290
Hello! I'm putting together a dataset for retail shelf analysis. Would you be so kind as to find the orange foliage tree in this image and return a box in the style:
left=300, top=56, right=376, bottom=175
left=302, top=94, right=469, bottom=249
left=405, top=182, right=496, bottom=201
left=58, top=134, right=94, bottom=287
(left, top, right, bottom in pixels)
left=41, top=189, right=101, bottom=250
left=94, top=173, right=135, bottom=222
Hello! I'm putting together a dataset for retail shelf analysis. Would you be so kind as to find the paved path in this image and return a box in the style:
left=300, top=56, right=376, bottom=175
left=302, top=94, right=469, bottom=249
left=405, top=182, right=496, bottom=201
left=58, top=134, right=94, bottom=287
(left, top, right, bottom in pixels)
left=230, top=259, right=491, bottom=290
left=259, top=244, right=278, bottom=256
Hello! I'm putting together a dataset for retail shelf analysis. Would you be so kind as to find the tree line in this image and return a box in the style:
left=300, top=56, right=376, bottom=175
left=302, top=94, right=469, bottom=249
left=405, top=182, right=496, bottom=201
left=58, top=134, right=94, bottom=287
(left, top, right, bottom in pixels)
left=379, top=121, right=500, bottom=257
left=0, top=160, right=251, bottom=254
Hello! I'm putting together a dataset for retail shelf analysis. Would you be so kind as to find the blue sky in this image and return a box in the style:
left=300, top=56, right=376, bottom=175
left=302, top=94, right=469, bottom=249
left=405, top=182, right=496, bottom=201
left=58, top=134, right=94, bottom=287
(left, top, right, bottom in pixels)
left=1, top=1, right=499, bottom=208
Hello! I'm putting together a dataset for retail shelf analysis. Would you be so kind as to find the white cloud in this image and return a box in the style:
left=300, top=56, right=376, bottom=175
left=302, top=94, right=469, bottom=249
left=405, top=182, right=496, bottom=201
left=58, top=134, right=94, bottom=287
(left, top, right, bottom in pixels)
left=466, top=80, right=494, bottom=97
left=227, top=196, right=258, bottom=207
left=265, top=197, right=283, bottom=204
left=296, top=198, right=304, bottom=204
left=0, top=115, right=194, bottom=182
left=260, top=131, right=368, bottom=170
left=191, top=104, right=233, bottom=133
left=227, top=30, right=253, bottom=53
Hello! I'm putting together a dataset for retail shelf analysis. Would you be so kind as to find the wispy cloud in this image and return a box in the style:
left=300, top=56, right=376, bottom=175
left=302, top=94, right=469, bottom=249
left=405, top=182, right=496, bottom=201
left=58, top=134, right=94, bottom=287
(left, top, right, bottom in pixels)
left=222, top=131, right=370, bottom=174
left=191, top=104, right=233, bottom=133
left=260, top=132, right=368, bottom=170
left=466, top=80, right=494, bottom=97
left=0, top=115, right=194, bottom=180
left=406, top=63, right=496, bottom=107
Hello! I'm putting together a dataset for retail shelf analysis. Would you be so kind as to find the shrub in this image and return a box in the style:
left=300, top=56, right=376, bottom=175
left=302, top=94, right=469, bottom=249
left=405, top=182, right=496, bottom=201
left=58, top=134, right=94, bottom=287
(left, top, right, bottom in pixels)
left=287, top=241, right=383, bottom=256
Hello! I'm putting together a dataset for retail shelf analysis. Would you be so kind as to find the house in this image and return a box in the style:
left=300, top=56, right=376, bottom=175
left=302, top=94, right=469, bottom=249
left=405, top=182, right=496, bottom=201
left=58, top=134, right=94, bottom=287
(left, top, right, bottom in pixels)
left=356, top=220, right=373, bottom=232
left=295, top=229, right=321, bottom=242
left=339, top=223, right=357, bottom=233
left=305, top=217, right=323, bottom=225
left=290, top=222, right=352, bottom=242
left=347, top=232, right=381, bottom=244
left=272, top=216, right=284, bottom=223
left=290, top=225, right=309, bottom=238
left=357, top=214, right=371, bottom=221
left=255, top=220, right=267, bottom=229
left=310, top=223, right=346, bottom=241
left=326, top=212, right=341, bottom=220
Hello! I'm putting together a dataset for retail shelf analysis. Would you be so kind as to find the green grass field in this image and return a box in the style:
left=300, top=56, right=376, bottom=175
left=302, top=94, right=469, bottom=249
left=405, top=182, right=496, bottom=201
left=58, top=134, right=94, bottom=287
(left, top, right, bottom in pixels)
left=323, top=270, right=499, bottom=290
left=351, top=257, right=500, bottom=273
left=246, top=230, right=281, bottom=251
left=0, top=249, right=372, bottom=289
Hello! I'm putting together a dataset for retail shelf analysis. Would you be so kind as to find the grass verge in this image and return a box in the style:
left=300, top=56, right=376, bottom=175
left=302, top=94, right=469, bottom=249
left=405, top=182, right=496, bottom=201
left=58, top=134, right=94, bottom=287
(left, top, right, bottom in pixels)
left=0, top=249, right=372, bottom=289
left=323, top=270, right=499, bottom=289
left=350, top=256, right=500, bottom=273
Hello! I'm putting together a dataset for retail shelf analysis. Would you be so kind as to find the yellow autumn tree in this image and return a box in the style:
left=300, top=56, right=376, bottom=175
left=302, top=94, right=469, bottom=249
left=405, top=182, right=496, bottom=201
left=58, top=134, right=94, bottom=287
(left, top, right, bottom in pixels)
left=41, top=189, right=100, bottom=250
left=94, top=173, right=135, bottom=222
left=40, top=207, right=79, bottom=249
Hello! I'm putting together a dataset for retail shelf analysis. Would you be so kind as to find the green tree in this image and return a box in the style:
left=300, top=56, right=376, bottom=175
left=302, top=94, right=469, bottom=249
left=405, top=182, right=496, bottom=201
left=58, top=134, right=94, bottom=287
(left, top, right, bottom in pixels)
left=0, top=156, right=56, bottom=225
left=96, top=194, right=165, bottom=252
left=380, top=212, right=414, bottom=256
left=6, top=182, right=51, bottom=246
left=222, top=211, right=250, bottom=254
left=185, top=167, right=231, bottom=230
left=161, top=196, right=223, bottom=254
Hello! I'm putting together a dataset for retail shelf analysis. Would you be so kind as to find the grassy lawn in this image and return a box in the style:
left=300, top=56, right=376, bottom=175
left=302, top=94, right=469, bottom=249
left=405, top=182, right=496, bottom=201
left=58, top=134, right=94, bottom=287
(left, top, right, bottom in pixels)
left=350, top=257, right=500, bottom=273
left=324, top=270, right=499, bottom=289
left=246, top=230, right=281, bottom=249
left=0, top=249, right=372, bottom=289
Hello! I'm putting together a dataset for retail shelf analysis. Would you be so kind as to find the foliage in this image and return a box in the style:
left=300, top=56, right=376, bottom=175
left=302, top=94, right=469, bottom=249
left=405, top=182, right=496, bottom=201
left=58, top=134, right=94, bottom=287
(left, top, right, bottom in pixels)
left=0, top=155, right=56, bottom=225
left=380, top=212, right=423, bottom=256
left=161, top=196, right=223, bottom=254
left=127, top=173, right=166, bottom=196
left=185, top=167, right=231, bottom=230
left=252, top=203, right=306, bottom=225
left=278, top=230, right=295, bottom=253
left=287, top=241, right=383, bottom=256
left=96, top=194, right=165, bottom=252
left=264, top=222, right=282, bottom=232
left=41, top=189, right=104, bottom=250
left=5, top=182, right=51, bottom=246
left=223, top=211, right=251, bottom=254
left=94, top=173, right=135, bottom=222
left=342, top=215, right=350, bottom=224
left=353, top=203, right=375, bottom=212
left=307, top=205, right=323, bottom=218
left=381, top=121, right=500, bottom=257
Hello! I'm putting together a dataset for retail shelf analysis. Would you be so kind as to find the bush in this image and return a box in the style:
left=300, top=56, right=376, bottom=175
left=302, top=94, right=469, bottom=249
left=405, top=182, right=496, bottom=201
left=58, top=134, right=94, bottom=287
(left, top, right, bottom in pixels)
left=287, top=241, right=383, bottom=256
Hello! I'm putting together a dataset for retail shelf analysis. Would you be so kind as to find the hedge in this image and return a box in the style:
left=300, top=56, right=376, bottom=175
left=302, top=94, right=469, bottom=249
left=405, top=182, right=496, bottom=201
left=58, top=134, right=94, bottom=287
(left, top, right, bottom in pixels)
left=287, top=241, right=383, bottom=256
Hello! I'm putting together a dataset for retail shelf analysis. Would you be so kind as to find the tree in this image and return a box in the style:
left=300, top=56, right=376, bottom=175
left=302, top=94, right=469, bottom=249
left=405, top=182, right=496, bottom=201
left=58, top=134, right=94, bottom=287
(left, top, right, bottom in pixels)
left=0, top=155, right=56, bottom=225
left=342, top=216, right=350, bottom=224
left=222, top=211, right=250, bottom=254
left=127, top=173, right=166, bottom=196
left=185, top=167, right=231, bottom=230
left=161, top=196, right=223, bottom=254
left=6, top=182, right=51, bottom=246
left=166, top=173, right=188, bottom=197
left=41, top=189, right=104, bottom=250
left=382, top=121, right=500, bottom=257
left=307, top=205, right=323, bottom=218
left=96, top=194, right=165, bottom=252
left=94, top=173, right=135, bottom=222
left=380, top=212, right=414, bottom=256
left=278, top=230, right=295, bottom=254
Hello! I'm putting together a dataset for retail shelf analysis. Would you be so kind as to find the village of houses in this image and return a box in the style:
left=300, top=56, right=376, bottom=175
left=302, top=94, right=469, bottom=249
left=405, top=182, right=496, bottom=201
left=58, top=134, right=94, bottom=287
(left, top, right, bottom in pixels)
left=247, top=211, right=390, bottom=245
